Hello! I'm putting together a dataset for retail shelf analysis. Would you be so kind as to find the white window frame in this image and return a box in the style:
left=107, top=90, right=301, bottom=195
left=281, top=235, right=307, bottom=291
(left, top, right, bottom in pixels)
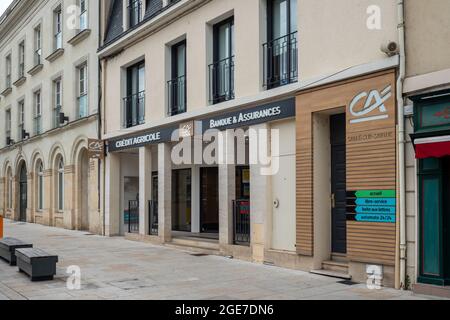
left=34, top=25, right=42, bottom=65
left=54, top=7, right=63, bottom=50
left=34, top=90, right=42, bottom=134
left=18, top=100, right=25, bottom=140
left=77, top=63, right=88, bottom=118
left=54, top=79, right=62, bottom=127
left=18, top=41, right=25, bottom=78
left=79, top=0, right=88, bottom=30
left=5, top=109, right=11, bottom=139
left=5, top=54, right=11, bottom=88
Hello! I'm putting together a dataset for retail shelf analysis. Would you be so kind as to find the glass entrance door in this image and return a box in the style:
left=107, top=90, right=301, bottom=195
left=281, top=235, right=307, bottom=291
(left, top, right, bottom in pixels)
left=172, top=169, right=192, bottom=232
left=200, top=167, right=219, bottom=233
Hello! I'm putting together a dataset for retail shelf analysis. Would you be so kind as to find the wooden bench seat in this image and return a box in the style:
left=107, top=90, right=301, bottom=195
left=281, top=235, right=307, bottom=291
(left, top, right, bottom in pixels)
left=0, top=237, right=33, bottom=266
left=15, top=248, right=58, bottom=281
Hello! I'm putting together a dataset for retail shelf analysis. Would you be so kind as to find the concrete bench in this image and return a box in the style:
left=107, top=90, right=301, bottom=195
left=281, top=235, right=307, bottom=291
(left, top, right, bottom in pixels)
left=15, top=248, right=58, bottom=282
left=0, top=237, right=33, bottom=266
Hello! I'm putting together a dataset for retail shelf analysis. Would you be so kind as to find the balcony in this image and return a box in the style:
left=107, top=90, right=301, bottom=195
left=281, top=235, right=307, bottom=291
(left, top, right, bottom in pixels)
left=123, top=91, right=145, bottom=128
left=5, top=132, right=11, bottom=146
left=34, top=115, right=42, bottom=135
left=263, top=31, right=298, bottom=89
left=54, top=105, right=62, bottom=128
left=18, top=63, right=25, bottom=78
left=78, top=94, right=88, bottom=119
left=28, top=50, right=43, bottom=76
left=209, top=56, right=235, bottom=105
left=5, top=75, right=11, bottom=88
left=167, top=75, right=186, bottom=116
left=128, top=0, right=143, bottom=28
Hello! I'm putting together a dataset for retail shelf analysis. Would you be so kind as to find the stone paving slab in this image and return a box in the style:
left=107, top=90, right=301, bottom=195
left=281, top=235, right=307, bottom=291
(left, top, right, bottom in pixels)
left=0, top=219, right=439, bottom=300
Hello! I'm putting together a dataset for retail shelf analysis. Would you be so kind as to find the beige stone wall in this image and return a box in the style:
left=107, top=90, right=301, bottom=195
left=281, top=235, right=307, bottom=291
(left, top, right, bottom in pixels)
left=101, top=0, right=399, bottom=137
left=405, top=0, right=450, bottom=77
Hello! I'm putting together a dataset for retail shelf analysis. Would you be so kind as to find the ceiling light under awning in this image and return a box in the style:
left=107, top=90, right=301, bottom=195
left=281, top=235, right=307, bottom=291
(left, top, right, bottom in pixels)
left=414, top=135, right=450, bottom=159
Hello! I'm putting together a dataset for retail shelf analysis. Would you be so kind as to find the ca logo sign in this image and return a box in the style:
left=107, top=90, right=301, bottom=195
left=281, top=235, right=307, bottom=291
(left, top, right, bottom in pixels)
left=349, top=85, right=391, bottom=124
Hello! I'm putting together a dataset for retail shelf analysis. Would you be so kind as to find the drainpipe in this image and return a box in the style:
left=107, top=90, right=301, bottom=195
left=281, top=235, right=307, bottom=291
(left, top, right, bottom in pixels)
left=397, top=0, right=407, bottom=289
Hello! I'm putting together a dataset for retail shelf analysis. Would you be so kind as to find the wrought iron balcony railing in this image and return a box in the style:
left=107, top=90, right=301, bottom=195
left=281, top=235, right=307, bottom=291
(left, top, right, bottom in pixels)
left=263, top=31, right=298, bottom=89
left=123, top=91, right=145, bottom=128
left=149, top=200, right=158, bottom=236
left=167, top=75, right=186, bottom=116
left=209, top=56, right=235, bottom=105
left=54, top=105, right=62, bottom=128
left=233, top=199, right=250, bottom=246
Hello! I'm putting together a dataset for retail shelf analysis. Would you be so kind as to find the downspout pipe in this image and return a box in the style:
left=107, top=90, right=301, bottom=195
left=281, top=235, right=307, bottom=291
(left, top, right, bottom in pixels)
left=397, top=0, right=407, bottom=289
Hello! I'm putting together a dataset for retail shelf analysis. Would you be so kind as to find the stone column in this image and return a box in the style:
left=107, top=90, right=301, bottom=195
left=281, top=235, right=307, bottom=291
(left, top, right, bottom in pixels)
left=105, top=153, right=121, bottom=236
left=26, top=173, right=34, bottom=223
left=12, top=176, right=17, bottom=221
left=249, top=124, right=272, bottom=263
left=43, top=169, right=53, bottom=226
left=139, top=146, right=152, bottom=236
left=219, top=129, right=236, bottom=246
left=0, top=177, right=5, bottom=217
left=64, top=165, right=75, bottom=230
left=89, top=159, right=100, bottom=234
left=158, top=143, right=172, bottom=243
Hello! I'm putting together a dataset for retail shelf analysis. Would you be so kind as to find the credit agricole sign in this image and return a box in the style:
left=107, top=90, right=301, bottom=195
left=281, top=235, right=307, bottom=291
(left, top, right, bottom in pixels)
left=107, top=98, right=296, bottom=152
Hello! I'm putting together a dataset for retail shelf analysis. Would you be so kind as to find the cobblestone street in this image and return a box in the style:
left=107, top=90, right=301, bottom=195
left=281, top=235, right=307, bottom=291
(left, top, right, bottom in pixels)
left=0, top=220, right=436, bottom=300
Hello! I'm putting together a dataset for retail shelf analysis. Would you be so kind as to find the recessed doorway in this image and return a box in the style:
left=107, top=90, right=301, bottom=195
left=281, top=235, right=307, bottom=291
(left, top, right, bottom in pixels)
left=200, top=167, right=219, bottom=233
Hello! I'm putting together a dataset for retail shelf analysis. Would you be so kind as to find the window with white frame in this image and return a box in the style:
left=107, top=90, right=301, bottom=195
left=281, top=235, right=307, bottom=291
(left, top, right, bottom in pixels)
left=77, top=63, right=88, bottom=118
left=54, top=79, right=62, bottom=128
left=5, top=109, right=11, bottom=143
left=18, top=41, right=25, bottom=78
left=18, top=100, right=25, bottom=140
left=37, top=161, right=44, bottom=210
left=34, top=90, right=42, bottom=135
left=54, top=6, right=63, bottom=50
left=57, top=157, right=64, bottom=211
left=5, top=54, right=11, bottom=88
left=34, top=25, right=42, bottom=65
left=79, top=0, right=88, bottom=30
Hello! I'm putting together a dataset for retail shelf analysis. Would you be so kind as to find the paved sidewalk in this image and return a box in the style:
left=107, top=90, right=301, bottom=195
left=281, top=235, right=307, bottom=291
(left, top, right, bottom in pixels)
left=0, top=219, right=436, bottom=300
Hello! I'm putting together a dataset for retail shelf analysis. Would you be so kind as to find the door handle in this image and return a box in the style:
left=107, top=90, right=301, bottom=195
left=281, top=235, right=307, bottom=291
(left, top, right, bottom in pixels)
left=331, top=193, right=336, bottom=209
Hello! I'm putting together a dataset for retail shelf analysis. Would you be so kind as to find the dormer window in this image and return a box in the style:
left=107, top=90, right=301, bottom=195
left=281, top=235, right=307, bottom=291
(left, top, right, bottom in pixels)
left=128, top=0, right=143, bottom=28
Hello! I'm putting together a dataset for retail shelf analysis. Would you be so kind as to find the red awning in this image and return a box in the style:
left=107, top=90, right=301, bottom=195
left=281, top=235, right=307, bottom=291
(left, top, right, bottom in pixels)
left=414, top=135, right=450, bottom=159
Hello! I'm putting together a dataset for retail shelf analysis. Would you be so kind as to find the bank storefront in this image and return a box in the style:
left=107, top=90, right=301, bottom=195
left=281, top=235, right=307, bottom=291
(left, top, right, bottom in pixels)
left=104, top=97, right=297, bottom=264
left=296, top=69, right=399, bottom=286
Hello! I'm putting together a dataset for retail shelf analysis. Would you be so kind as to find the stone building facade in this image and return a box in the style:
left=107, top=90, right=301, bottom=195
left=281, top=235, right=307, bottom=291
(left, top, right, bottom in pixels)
left=0, top=0, right=102, bottom=234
